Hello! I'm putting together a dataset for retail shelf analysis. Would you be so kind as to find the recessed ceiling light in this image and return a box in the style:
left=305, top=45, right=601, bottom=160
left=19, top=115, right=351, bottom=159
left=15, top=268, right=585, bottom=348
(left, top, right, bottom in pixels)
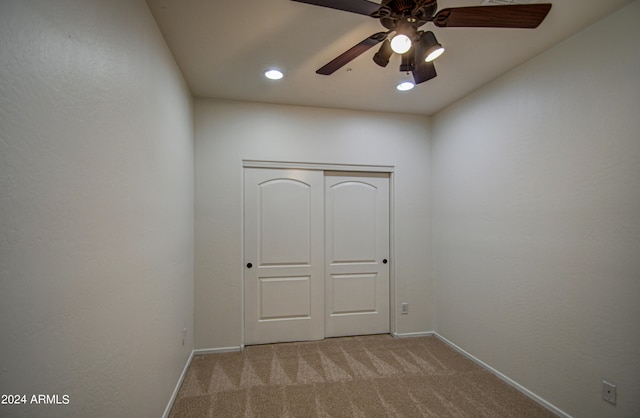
left=265, top=69, right=284, bottom=80
left=397, top=81, right=415, bottom=91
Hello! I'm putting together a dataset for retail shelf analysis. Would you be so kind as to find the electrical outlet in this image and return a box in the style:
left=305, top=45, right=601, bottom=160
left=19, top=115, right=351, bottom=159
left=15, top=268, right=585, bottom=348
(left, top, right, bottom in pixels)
left=401, top=302, right=409, bottom=315
left=182, top=328, right=187, bottom=346
left=602, top=380, right=616, bottom=405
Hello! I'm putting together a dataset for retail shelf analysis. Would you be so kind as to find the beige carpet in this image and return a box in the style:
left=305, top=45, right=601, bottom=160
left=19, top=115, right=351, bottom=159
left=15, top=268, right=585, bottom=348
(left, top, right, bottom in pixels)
left=170, top=334, right=555, bottom=417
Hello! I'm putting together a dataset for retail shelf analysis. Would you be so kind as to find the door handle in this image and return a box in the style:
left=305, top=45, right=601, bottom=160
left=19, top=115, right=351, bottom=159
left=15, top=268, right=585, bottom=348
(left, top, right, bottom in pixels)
left=246, top=263, right=253, bottom=268
left=383, top=259, right=388, bottom=264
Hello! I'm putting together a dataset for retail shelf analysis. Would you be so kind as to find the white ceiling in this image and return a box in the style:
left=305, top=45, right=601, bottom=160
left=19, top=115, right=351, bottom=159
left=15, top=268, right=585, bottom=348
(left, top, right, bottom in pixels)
left=146, top=0, right=632, bottom=115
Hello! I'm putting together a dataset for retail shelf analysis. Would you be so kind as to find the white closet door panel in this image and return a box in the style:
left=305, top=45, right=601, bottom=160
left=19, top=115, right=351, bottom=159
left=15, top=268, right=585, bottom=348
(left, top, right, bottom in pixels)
left=331, top=273, right=378, bottom=314
left=325, top=172, right=390, bottom=337
left=244, top=168, right=324, bottom=345
left=258, top=179, right=311, bottom=266
left=330, top=182, right=377, bottom=263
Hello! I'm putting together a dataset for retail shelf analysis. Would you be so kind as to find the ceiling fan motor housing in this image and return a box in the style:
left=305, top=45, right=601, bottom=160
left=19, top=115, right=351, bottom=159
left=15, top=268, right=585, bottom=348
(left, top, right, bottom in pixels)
left=385, top=0, right=417, bottom=12
left=375, top=0, right=438, bottom=31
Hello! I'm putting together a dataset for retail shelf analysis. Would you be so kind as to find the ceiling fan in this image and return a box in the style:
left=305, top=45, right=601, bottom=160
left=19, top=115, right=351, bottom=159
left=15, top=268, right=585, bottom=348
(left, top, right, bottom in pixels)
left=291, top=0, right=552, bottom=85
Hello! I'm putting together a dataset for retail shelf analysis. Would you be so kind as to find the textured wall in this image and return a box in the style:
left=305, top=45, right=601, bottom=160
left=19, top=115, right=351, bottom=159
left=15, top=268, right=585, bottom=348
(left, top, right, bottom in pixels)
left=432, top=2, right=640, bottom=417
left=0, top=1, right=193, bottom=417
left=194, top=100, right=432, bottom=349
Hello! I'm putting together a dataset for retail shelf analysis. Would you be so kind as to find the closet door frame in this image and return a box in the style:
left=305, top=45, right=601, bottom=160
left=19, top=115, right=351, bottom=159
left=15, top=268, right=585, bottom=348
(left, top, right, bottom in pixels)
left=241, top=160, right=396, bottom=349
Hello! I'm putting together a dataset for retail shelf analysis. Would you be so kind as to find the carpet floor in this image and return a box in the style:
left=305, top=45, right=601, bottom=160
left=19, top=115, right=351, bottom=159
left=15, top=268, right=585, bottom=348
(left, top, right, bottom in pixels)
left=169, top=334, right=555, bottom=417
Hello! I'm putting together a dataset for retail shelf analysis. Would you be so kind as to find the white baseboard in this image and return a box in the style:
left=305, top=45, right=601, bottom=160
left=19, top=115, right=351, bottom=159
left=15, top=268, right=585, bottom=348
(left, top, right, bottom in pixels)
left=162, top=350, right=194, bottom=418
left=193, top=346, right=242, bottom=355
left=392, top=331, right=434, bottom=338
left=433, top=333, right=571, bottom=418
left=162, top=346, right=242, bottom=417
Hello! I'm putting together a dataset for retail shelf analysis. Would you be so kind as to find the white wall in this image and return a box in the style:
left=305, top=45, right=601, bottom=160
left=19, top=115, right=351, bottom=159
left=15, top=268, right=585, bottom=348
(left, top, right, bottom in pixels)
left=432, top=2, right=640, bottom=417
left=0, top=1, right=193, bottom=417
left=194, top=100, right=432, bottom=349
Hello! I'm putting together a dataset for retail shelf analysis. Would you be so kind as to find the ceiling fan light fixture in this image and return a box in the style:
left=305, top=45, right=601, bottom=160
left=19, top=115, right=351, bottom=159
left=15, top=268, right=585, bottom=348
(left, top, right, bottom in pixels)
left=396, top=81, right=415, bottom=91
left=390, top=34, right=412, bottom=54
left=420, top=31, right=445, bottom=63
left=399, top=48, right=415, bottom=73
left=291, top=0, right=553, bottom=86
left=373, top=39, right=393, bottom=67
left=264, top=69, right=284, bottom=80
left=425, top=45, right=445, bottom=62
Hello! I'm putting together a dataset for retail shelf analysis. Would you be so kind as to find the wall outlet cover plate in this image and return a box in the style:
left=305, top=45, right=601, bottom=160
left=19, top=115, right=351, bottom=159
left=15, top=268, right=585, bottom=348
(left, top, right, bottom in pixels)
left=602, top=380, right=616, bottom=405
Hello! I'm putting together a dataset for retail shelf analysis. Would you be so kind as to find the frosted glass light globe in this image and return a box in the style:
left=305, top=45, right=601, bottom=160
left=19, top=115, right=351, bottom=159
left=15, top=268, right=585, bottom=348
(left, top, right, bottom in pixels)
left=390, top=34, right=412, bottom=54
left=425, top=46, right=445, bottom=62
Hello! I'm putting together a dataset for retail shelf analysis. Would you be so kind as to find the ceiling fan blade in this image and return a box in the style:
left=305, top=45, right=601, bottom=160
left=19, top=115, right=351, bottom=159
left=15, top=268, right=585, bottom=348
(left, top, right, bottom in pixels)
left=317, top=32, right=388, bottom=75
left=290, top=0, right=380, bottom=16
left=433, top=4, right=552, bottom=28
left=412, top=60, right=437, bottom=84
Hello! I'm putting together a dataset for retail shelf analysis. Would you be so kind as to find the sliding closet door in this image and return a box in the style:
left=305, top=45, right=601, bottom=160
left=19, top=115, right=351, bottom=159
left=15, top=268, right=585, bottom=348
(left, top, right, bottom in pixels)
left=244, top=168, right=324, bottom=345
left=324, top=172, right=390, bottom=337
